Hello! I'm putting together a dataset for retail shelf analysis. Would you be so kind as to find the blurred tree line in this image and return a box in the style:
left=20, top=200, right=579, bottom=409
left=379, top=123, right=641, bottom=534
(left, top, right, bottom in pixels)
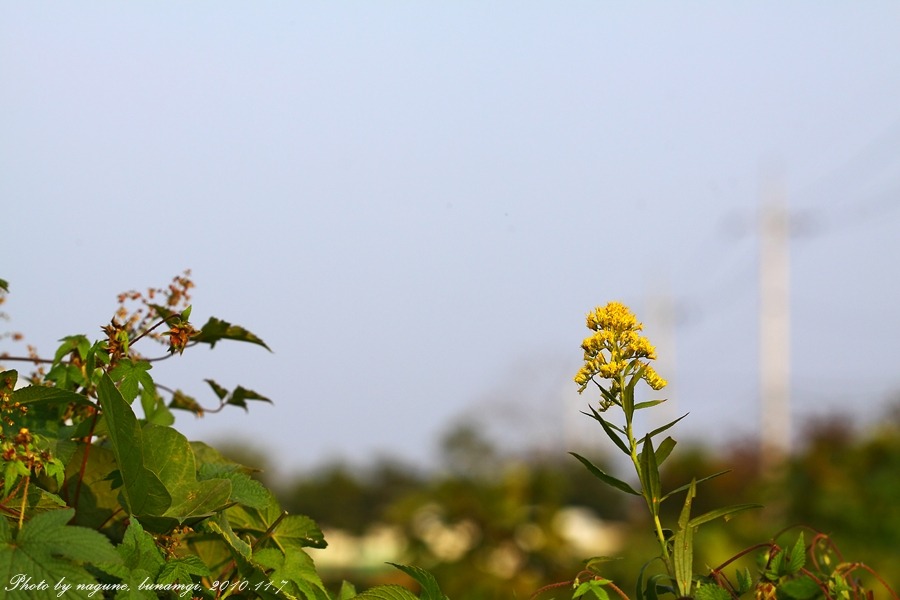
left=220, top=404, right=900, bottom=599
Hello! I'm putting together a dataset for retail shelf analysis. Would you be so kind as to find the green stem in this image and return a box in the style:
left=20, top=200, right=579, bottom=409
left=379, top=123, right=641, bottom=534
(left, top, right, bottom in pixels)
left=621, top=373, right=671, bottom=570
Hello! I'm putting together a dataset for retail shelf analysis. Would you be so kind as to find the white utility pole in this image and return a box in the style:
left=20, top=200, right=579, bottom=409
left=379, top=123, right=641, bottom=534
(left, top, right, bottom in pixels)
left=759, top=176, right=791, bottom=473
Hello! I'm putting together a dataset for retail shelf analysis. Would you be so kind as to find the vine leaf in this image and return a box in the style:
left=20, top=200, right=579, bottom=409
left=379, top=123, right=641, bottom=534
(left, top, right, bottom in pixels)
left=387, top=563, right=449, bottom=600
left=98, top=374, right=232, bottom=524
left=252, top=547, right=330, bottom=600
left=354, top=585, right=419, bottom=600
left=97, top=374, right=171, bottom=518
left=193, top=317, right=271, bottom=351
left=204, top=379, right=272, bottom=410
left=141, top=425, right=232, bottom=524
left=0, top=508, right=120, bottom=600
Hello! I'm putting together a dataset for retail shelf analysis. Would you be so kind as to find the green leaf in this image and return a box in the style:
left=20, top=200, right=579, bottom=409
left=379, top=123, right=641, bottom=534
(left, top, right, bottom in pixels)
left=227, top=385, right=272, bottom=409
left=387, top=563, right=448, bottom=600
left=199, top=463, right=270, bottom=509
left=570, top=452, right=640, bottom=496
left=53, top=335, right=91, bottom=364
left=687, top=503, right=761, bottom=528
left=639, top=434, right=661, bottom=512
left=694, top=583, right=731, bottom=600
left=654, top=436, right=677, bottom=466
left=61, top=444, right=123, bottom=535
left=778, top=575, right=820, bottom=600
left=194, top=317, right=271, bottom=351
left=336, top=581, right=358, bottom=599
left=203, top=380, right=271, bottom=411
left=116, top=518, right=166, bottom=574
left=634, top=399, right=667, bottom=411
left=584, top=406, right=630, bottom=455
left=96, top=374, right=171, bottom=517
left=157, top=555, right=210, bottom=584
left=169, top=389, right=204, bottom=415
left=636, top=568, right=672, bottom=600
left=109, top=359, right=154, bottom=404
left=735, top=567, right=753, bottom=594
left=584, top=555, right=622, bottom=575
left=169, top=390, right=203, bottom=416
left=140, top=385, right=174, bottom=426
left=673, top=479, right=696, bottom=598
left=0, top=278, right=8, bottom=293
left=574, top=579, right=611, bottom=600
left=205, top=512, right=252, bottom=560
left=141, top=424, right=232, bottom=523
left=354, top=586, right=419, bottom=600
left=622, top=364, right=645, bottom=421
left=661, top=470, right=731, bottom=502
left=11, top=385, right=94, bottom=408
left=205, top=379, right=229, bottom=400
left=644, top=413, right=689, bottom=442
left=0, top=370, right=16, bottom=391
left=0, top=508, right=121, bottom=600
left=269, top=514, right=327, bottom=550
left=788, top=532, right=806, bottom=574
left=253, top=547, right=329, bottom=600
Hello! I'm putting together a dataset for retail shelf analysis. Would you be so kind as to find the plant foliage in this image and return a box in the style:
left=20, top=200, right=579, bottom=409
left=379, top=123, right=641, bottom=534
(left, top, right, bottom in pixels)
left=0, top=274, right=445, bottom=600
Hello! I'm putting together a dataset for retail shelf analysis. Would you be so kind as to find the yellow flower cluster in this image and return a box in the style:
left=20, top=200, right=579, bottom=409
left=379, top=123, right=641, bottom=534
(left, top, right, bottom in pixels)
left=575, top=301, right=667, bottom=394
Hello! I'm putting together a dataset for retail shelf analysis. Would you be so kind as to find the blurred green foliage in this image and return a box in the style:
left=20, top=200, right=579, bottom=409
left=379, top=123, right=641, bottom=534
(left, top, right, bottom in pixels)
left=246, top=406, right=900, bottom=598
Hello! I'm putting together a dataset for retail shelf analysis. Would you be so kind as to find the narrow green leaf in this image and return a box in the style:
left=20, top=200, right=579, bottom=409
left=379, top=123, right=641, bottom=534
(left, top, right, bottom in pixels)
left=654, top=436, right=677, bottom=467
left=645, top=413, right=689, bottom=441
left=584, top=405, right=625, bottom=433
left=570, top=453, right=640, bottom=495
left=585, top=406, right=630, bottom=455
left=634, top=399, right=667, bottom=410
left=623, top=365, right=646, bottom=421
left=639, top=435, right=661, bottom=512
left=687, top=503, right=761, bottom=528
left=0, top=278, right=8, bottom=293
left=661, top=470, right=731, bottom=502
left=673, top=479, right=696, bottom=597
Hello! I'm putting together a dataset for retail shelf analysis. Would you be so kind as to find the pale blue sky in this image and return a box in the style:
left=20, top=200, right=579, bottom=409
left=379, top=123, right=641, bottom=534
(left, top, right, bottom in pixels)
left=3, top=3, right=899, bottom=475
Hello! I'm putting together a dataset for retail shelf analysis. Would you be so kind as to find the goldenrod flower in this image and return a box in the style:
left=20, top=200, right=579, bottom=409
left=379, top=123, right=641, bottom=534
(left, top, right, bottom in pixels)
left=575, top=301, right=666, bottom=396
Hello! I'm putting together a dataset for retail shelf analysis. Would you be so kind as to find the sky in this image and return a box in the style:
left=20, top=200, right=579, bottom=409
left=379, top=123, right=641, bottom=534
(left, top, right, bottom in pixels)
left=2, top=3, right=900, bottom=478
